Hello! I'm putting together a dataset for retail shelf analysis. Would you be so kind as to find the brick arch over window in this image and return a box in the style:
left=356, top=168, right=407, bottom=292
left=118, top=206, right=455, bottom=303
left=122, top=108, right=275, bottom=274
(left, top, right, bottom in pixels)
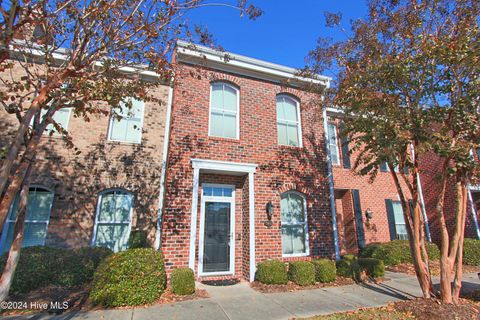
left=277, top=183, right=309, bottom=195
left=208, top=74, right=243, bottom=88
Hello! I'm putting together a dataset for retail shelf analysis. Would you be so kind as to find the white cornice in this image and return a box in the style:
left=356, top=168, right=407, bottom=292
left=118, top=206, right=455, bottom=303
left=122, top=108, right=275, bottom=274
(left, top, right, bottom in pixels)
left=176, top=40, right=331, bottom=88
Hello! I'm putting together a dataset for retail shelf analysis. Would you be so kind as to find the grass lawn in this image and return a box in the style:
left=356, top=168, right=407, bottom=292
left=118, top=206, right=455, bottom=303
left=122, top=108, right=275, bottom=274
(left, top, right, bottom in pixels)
left=305, top=307, right=413, bottom=319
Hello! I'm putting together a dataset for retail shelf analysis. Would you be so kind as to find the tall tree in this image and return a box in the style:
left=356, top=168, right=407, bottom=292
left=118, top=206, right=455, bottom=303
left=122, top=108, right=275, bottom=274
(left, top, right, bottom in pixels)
left=308, top=0, right=479, bottom=303
left=0, top=0, right=261, bottom=300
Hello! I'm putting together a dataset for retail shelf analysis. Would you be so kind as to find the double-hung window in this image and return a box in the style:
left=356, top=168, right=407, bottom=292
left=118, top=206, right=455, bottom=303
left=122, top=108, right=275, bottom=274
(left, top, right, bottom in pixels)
left=92, top=190, right=133, bottom=252
left=327, top=123, right=340, bottom=165
left=280, top=191, right=309, bottom=256
left=209, top=82, right=239, bottom=139
left=43, top=107, right=71, bottom=134
left=108, top=98, right=145, bottom=144
left=277, top=95, right=301, bottom=147
left=0, top=186, right=54, bottom=252
left=392, top=201, right=408, bottom=240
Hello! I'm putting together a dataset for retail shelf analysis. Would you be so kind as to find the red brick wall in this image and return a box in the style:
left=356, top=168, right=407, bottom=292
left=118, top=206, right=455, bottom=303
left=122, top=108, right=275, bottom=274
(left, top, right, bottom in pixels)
left=162, top=62, right=334, bottom=278
left=0, top=59, right=170, bottom=248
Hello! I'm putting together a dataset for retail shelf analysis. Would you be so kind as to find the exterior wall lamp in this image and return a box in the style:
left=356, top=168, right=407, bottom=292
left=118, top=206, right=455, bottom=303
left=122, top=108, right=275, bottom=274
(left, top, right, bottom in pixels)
left=265, top=201, right=274, bottom=227
left=365, top=208, right=373, bottom=220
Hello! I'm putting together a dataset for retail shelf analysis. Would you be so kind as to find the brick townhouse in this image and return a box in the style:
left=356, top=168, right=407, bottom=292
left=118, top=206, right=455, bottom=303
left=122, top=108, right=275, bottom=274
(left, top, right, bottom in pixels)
left=159, top=42, right=426, bottom=282
left=1, top=41, right=478, bottom=282
left=0, top=45, right=171, bottom=254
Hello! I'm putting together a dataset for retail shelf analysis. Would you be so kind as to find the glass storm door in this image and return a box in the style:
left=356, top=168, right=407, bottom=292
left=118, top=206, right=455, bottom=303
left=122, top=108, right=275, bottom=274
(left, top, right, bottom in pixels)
left=203, top=202, right=231, bottom=272
left=200, top=184, right=235, bottom=275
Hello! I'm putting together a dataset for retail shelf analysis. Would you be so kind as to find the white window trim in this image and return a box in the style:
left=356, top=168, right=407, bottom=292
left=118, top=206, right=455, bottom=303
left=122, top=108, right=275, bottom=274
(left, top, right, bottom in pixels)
left=208, top=82, right=240, bottom=140
left=276, top=94, right=303, bottom=148
left=327, top=123, right=340, bottom=166
left=91, top=189, right=134, bottom=252
left=0, top=185, right=54, bottom=252
left=281, top=190, right=310, bottom=258
left=107, top=98, right=145, bottom=144
left=198, top=183, right=236, bottom=276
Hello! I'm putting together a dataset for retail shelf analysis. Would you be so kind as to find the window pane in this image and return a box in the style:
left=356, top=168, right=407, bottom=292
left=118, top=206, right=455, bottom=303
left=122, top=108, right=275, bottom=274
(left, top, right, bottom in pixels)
left=1, top=222, right=15, bottom=252
left=110, top=118, right=128, bottom=141
left=203, top=186, right=213, bottom=196
left=277, top=123, right=288, bottom=145
left=125, top=119, right=142, bottom=143
left=328, top=124, right=339, bottom=164
left=210, top=112, right=223, bottom=137
left=223, top=188, right=233, bottom=197
left=22, top=222, right=48, bottom=247
left=211, top=84, right=223, bottom=108
left=98, top=194, right=116, bottom=221
left=115, top=194, right=132, bottom=222
left=281, top=226, right=293, bottom=255
left=291, top=225, right=306, bottom=254
left=283, top=98, right=298, bottom=122
left=280, top=192, right=305, bottom=223
left=27, top=191, right=53, bottom=221
left=213, top=187, right=223, bottom=197
left=223, top=85, right=237, bottom=111
left=276, top=99, right=286, bottom=120
left=95, top=224, right=130, bottom=252
left=392, top=202, right=405, bottom=223
left=396, top=224, right=407, bottom=237
left=287, top=124, right=299, bottom=147
left=223, top=114, right=237, bottom=138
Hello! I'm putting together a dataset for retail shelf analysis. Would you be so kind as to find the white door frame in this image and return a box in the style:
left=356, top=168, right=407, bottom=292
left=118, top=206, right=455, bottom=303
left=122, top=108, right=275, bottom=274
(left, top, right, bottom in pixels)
left=198, top=183, right=236, bottom=276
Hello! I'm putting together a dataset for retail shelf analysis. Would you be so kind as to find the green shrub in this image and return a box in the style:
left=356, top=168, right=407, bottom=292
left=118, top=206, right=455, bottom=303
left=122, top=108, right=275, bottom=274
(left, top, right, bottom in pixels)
left=312, top=259, right=336, bottom=283
left=357, top=258, right=385, bottom=278
left=360, top=240, right=440, bottom=266
left=90, top=248, right=166, bottom=307
left=463, top=238, right=480, bottom=266
left=336, top=259, right=352, bottom=277
left=255, top=260, right=288, bottom=285
left=342, top=254, right=356, bottom=262
left=128, top=230, right=149, bottom=249
left=351, top=260, right=363, bottom=282
left=171, top=268, right=195, bottom=295
left=0, top=246, right=112, bottom=294
left=288, top=261, right=315, bottom=286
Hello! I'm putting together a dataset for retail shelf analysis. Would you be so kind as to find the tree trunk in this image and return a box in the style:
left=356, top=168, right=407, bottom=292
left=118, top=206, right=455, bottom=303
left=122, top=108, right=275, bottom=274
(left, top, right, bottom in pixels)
left=452, top=181, right=467, bottom=303
left=389, top=164, right=432, bottom=298
left=0, top=161, right=33, bottom=301
left=437, top=159, right=452, bottom=303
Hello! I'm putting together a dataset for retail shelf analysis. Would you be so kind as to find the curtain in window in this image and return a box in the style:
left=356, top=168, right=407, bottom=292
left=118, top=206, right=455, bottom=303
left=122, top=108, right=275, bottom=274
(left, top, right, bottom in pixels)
left=280, top=192, right=307, bottom=255
left=93, top=190, right=133, bottom=252
left=277, top=96, right=300, bottom=146
left=210, top=83, right=238, bottom=139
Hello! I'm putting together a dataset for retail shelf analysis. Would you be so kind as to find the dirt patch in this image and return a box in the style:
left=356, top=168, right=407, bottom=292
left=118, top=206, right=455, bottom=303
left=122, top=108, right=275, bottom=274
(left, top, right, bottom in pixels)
left=394, top=298, right=480, bottom=320
left=251, top=276, right=356, bottom=293
left=386, top=262, right=480, bottom=276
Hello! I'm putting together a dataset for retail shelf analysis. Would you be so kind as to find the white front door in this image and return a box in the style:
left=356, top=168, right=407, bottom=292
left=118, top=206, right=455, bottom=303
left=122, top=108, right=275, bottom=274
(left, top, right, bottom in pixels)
left=199, top=184, right=235, bottom=276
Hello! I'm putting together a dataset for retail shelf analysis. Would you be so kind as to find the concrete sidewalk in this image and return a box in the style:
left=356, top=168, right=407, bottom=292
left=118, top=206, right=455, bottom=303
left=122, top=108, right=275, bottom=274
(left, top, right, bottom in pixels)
left=6, top=272, right=480, bottom=320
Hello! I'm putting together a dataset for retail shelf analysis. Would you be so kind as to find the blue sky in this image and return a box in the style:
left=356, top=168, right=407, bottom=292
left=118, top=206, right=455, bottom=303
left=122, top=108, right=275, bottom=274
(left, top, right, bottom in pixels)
left=186, top=1, right=368, bottom=73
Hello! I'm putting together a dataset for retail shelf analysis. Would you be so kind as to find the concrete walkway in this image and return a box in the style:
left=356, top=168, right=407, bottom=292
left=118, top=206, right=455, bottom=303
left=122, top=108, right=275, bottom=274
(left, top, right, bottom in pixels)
left=5, top=272, right=480, bottom=320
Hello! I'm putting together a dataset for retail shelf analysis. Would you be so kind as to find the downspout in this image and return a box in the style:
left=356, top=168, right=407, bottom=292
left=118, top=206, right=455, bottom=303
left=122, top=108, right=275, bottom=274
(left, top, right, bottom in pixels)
left=467, top=186, right=480, bottom=239
left=155, top=79, right=174, bottom=250
left=322, top=107, right=340, bottom=260
left=410, top=144, right=431, bottom=242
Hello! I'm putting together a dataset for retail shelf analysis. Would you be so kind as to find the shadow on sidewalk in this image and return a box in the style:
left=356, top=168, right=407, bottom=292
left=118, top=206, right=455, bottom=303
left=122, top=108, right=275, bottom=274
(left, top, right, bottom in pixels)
left=360, top=281, right=417, bottom=301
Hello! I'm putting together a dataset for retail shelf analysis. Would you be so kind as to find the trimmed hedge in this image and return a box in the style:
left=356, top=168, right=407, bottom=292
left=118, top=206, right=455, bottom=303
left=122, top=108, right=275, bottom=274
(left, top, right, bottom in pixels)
left=90, top=248, right=166, bottom=307
left=336, top=259, right=353, bottom=277
left=171, top=268, right=195, bottom=295
left=463, top=238, right=480, bottom=266
left=313, top=259, right=336, bottom=283
left=288, top=261, right=315, bottom=286
left=357, top=258, right=385, bottom=278
left=0, top=246, right=112, bottom=294
left=128, top=230, right=149, bottom=249
left=342, top=254, right=356, bottom=262
left=360, top=240, right=440, bottom=266
left=256, top=260, right=288, bottom=284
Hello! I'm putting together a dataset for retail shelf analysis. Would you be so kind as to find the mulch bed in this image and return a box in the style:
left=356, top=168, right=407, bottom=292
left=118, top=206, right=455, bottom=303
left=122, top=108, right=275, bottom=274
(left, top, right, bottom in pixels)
left=2, top=285, right=209, bottom=316
left=251, top=276, right=356, bottom=293
left=394, top=298, right=480, bottom=320
left=386, top=261, right=480, bottom=276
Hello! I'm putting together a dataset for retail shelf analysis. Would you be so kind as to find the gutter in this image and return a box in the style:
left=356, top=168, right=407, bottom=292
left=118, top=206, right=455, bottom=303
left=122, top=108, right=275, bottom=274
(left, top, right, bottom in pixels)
left=155, top=79, right=174, bottom=250
left=323, top=107, right=341, bottom=260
